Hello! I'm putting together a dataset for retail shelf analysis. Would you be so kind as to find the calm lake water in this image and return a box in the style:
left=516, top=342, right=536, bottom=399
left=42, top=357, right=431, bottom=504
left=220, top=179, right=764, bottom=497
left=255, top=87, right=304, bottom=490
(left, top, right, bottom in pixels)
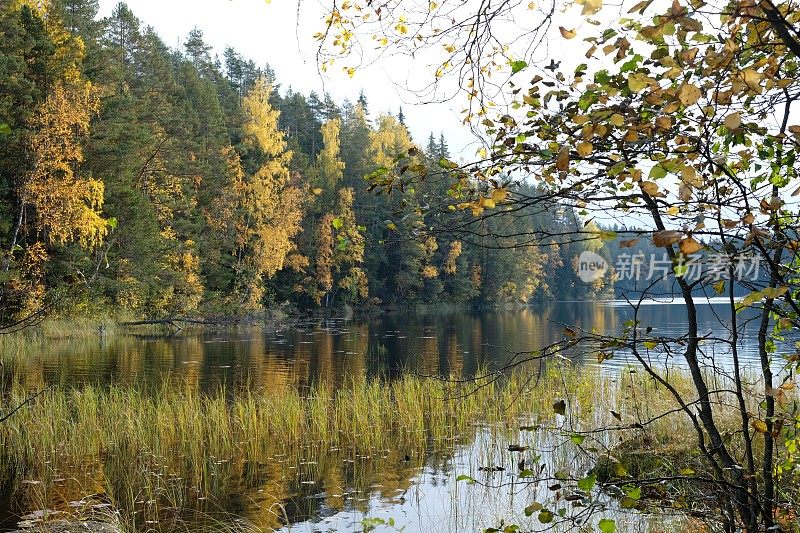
left=4, top=299, right=774, bottom=394
left=0, top=300, right=779, bottom=532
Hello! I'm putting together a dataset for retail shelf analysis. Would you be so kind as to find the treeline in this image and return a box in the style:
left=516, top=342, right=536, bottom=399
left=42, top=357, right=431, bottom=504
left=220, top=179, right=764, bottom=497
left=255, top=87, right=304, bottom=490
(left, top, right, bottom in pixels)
left=0, top=0, right=606, bottom=320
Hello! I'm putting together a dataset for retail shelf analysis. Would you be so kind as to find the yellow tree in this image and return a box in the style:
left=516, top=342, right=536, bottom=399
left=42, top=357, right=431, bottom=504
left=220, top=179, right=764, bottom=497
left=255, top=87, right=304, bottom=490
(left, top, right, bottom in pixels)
left=1, top=1, right=107, bottom=317
left=313, top=118, right=345, bottom=210
left=307, top=118, right=368, bottom=305
left=235, top=77, right=305, bottom=310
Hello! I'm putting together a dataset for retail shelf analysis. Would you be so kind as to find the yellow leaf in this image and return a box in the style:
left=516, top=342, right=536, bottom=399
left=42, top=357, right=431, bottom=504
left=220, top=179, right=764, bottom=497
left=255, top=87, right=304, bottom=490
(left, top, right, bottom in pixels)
left=491, top=188, right=508, bottom=203
left=576, top=141, right=593, bottom=157
left=679, top=236, right=703, bottom=255
left=713, top=280, right=725, bottom=294
left=580, top=0, right=602, bottom=15
left=751, top=419, right=768, bottom=434
left=609, top=113, right=625, bottom=127
left=559, top=26, right=576, bottom=39
left=483, top=198, right=496, bottom=209
left=667, top=206, right=679, bottom=215
left=623, top=129, right=639, bottom=142
left=556, top=146, right=570, bottom=171
left=680, top=165, right=698, bottom=185
left=678, top=83, right=701, bottom=106
left=312, top=187, right=323, bottom=196
left=740, top=69, right=762, bottom=93
left=628, top=73, right=654, bottom=92
left=724, top=112, right=742, bottom=129
left=652, top=230, right=683, bottom=247
left=640, top=181, right=659, bottom=196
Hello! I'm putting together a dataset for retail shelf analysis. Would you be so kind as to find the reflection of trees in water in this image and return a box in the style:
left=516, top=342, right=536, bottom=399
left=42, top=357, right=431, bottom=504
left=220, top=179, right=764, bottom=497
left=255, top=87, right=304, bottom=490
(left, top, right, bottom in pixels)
left=0, top=306, right=735, bottom=394
left=238, top=447, right=427, bottom=530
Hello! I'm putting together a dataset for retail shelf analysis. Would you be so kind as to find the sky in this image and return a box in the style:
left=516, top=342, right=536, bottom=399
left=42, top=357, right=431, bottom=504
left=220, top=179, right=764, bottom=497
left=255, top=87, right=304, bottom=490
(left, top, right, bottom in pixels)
left=96, top=0, right=481, bottom=158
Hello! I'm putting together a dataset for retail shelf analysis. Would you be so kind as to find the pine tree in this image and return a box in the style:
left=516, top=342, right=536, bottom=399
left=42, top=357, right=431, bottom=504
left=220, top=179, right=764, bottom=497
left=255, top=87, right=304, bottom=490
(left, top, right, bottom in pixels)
left=356, top=90, right=369, bottom=115
left=184, top=27, right=211, bottom=69
left=437, top=132, right=450, bottom=159
left=426, top=132, right=437, bottom=158
left=105, top=2, right=139, bottom=79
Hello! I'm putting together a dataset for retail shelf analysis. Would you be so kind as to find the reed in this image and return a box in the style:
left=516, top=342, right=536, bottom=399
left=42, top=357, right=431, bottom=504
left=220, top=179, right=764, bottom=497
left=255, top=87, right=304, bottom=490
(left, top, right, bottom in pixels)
left=0, top=363, right=754, bottom=531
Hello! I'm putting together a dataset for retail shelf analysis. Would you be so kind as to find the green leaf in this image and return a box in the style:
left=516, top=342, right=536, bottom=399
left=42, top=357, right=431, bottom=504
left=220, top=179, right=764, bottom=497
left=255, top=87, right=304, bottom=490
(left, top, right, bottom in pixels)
left=538, top=510, right=554, bottom=524
left=577, top=473, right=596, bottom=491
left=599, top=518, right=617, bottom=533
left=570, top=433, right=586, bottom=445
left=554, top=469, right=570, bottom=480
left=649, top=164, right=668, bottom=179
left=332, top=218, right=343, bottom=230
left=511, top=60, right=528, bottom=74
left=519, top=469, right=536, bottom=478
left=623, top=484, right=641, bottom=500
left=107, top=217, right=118, bottom=230
left=456, top=474, right=477, bottom=484
left=0, top=123, right=10, bottom=135
left=643, top=340, right=657, bottom=350
left=621, top=496, right=638, bottom=508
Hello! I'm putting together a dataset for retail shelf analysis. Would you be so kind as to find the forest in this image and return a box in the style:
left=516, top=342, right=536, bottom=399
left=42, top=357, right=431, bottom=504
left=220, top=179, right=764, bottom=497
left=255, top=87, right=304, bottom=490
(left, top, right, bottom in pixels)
left=0, top=0, right=617, bottom=323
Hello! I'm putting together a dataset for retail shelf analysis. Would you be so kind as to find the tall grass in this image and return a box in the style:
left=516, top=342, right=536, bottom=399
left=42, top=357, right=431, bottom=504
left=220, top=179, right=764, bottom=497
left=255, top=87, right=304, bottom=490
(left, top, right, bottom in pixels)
left=0, top=364, right=752, bottom=531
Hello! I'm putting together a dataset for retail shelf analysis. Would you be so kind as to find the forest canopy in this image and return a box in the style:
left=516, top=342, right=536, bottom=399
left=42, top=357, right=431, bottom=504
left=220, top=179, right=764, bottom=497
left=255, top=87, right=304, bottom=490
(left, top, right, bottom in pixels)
left=0, top=0, right=613, bottom=321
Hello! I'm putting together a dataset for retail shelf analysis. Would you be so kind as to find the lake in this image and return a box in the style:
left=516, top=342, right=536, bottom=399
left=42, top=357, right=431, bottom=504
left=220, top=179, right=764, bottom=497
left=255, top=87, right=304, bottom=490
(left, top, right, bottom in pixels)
left=0, top=300, right=777, bottom=532
left=5, top=299, right=772, bottom=394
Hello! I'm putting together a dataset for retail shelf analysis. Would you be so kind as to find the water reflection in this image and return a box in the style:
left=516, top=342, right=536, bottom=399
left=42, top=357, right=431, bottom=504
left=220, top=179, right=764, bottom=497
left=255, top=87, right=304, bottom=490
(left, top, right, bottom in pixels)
left=1, top=301, right=770, bottom=532
left=1, top=300, right=778, bottom=393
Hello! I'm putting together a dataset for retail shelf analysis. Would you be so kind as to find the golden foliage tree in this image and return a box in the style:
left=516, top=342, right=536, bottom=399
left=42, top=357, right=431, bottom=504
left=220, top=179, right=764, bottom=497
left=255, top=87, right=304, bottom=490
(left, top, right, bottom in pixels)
left=1, top=1, right=107, bottom=317
left=235, top=77, right=305, bottom=309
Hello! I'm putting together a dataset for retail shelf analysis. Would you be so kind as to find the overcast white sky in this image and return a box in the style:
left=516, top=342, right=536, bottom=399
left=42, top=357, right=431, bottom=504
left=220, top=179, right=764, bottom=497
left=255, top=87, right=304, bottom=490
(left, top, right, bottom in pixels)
left=96, top=0, right=481, bottom=157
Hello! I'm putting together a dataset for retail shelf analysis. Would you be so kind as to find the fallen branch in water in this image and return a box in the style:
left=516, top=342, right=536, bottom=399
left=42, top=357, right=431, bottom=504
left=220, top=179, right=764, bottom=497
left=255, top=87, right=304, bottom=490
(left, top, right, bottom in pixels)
left=118, top=316, right=242, bottom=332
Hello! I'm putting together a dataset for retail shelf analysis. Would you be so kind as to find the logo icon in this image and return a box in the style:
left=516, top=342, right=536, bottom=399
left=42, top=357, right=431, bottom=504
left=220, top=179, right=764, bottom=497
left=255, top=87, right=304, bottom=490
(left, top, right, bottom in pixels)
left=577, top=251, right=607, bottom=283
